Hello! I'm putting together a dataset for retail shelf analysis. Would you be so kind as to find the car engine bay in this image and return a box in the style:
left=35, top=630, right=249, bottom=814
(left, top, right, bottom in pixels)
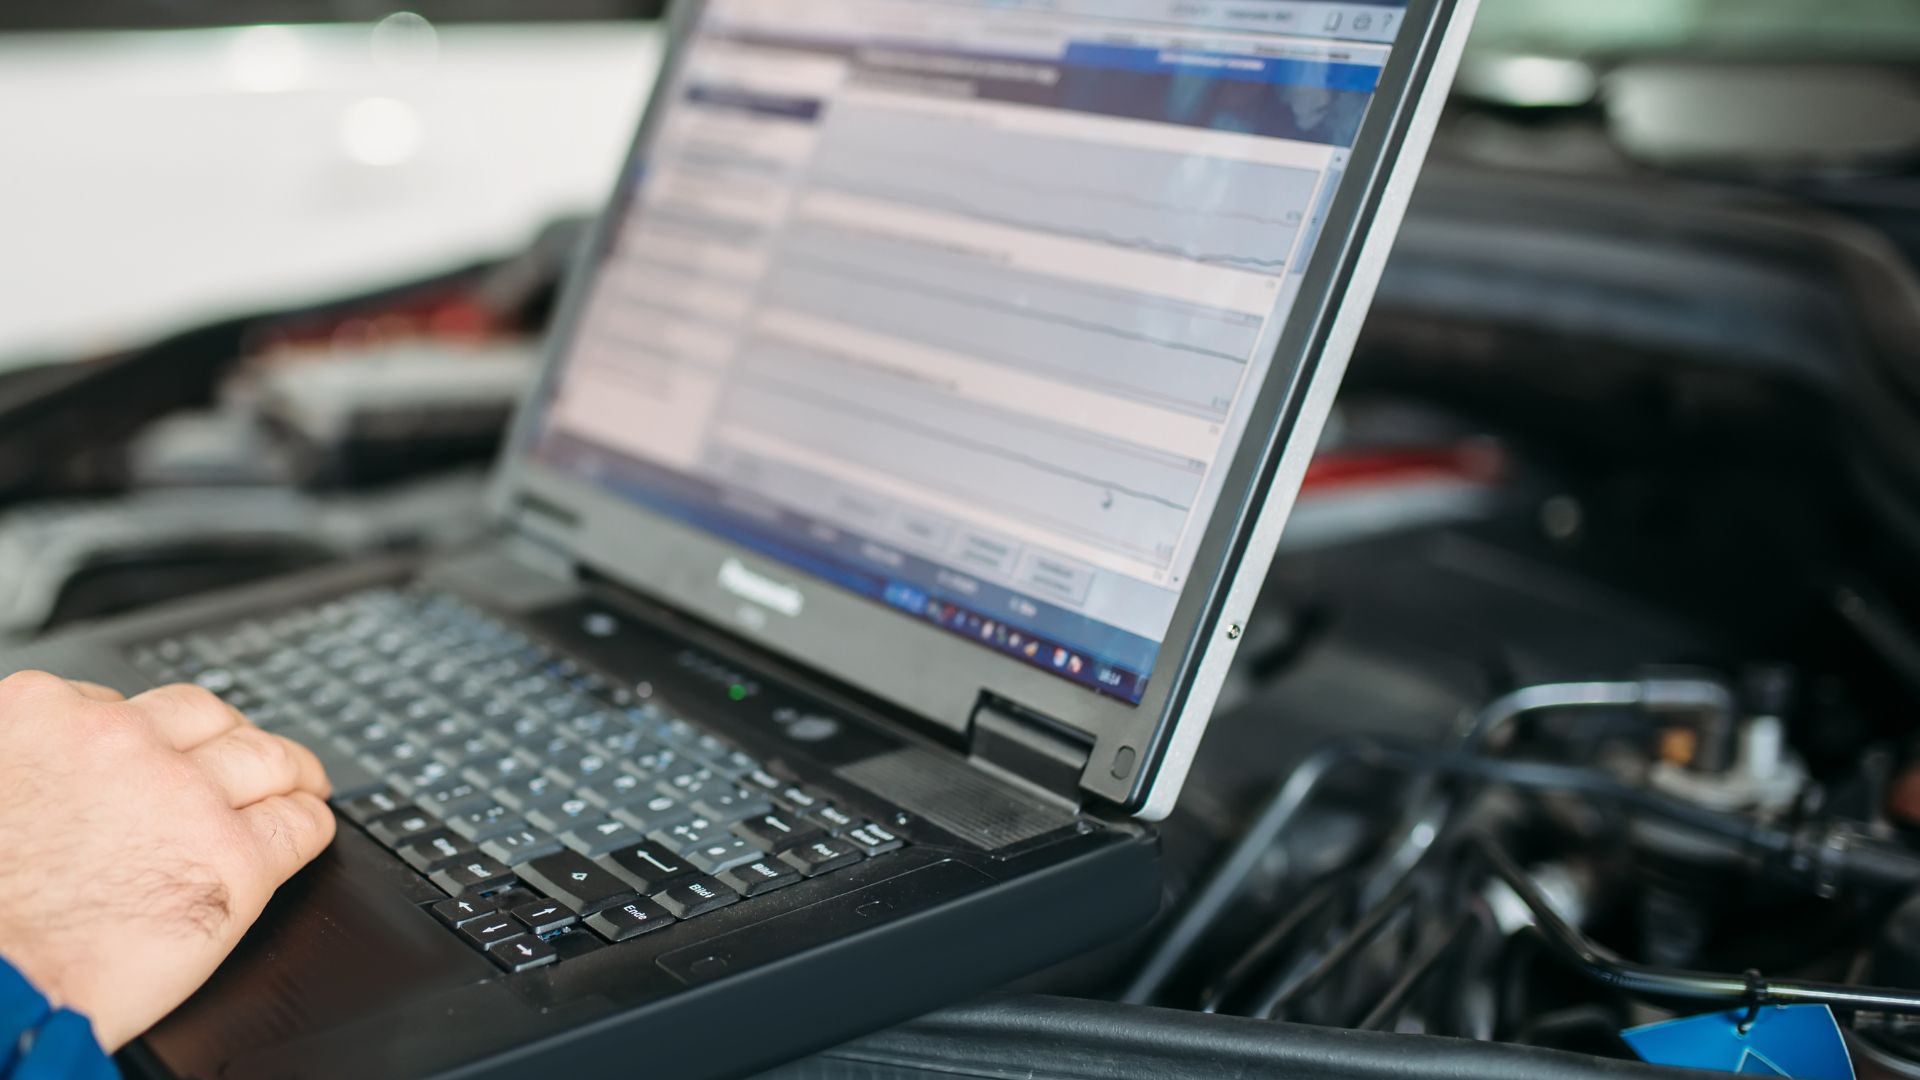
left=4, top=142, right=1920, bottom=1076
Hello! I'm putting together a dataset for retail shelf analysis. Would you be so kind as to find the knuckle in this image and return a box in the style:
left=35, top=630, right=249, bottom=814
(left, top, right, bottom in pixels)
left=236, top=727, right=292, bottom=770
left=168, top=682, right=226, bottom=713
left=80, top=702, right=156, bottom=751
left=0, top=669, right=66, bottom=697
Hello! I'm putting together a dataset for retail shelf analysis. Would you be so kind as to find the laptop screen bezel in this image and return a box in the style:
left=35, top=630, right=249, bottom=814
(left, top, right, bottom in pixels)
left=491, top=0, right=1466, bottom=815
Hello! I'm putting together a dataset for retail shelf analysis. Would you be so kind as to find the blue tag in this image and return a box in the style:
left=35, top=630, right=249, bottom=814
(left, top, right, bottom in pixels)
left=1622, top=1005, right=1854, bottom=1079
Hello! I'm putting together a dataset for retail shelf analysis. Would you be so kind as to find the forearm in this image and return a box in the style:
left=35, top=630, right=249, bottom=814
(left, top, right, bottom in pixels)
left=0, top=956, right=116, bottom=1080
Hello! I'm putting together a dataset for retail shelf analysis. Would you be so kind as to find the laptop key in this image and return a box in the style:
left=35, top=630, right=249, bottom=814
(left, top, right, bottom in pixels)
left=717, top=858, right=801, bottom=898
left=366, top=809, right=441, bottom=848
left=652, top=817, right=728, bottom=854
left=459, top=914, right=523, bottom=951
left=489, top=935, right=557, bottom=973
left=611, top=793, right=692, bottom=833
left=526, top=797, right=599, bottom=834
left=598, top=841, right=694, bottom=893
left=492, top=774, right=565, bottom=813
left=339, top=789, right=409, bottom=826
left=773, top=786, right=823, bottom=814
left=652, top=875, right=738, bottom=920
left=389, top=761, right=454, bottom=798
left=584, top=897, right=675, bottom=943
left=510, top=899, right=578, bottom=936
left=416, top=780, right=490, bottom=819
left=577, top=771, right=652, bottom=810
left=777, top=837, right=865, bottom=878
left=464, top=752, right=535, bottom=788
left=733, top=813, right=818, bottom=852
left=685, top=836, right=765, bottom=876
left=445, top=804, right=525, bottom=844
left=430, top=855, right=518, bottom=897
left=398, top=832, right=470, bottom=875
left=560, top=818, right=637, bottom=858
left=430, top=896, right=493, bottom=928
left=804, top=805, right=857, bottom=835
left=691, top=789, right=771, bottom=824
left=845, top=822, right=906, bottom=857
left=480, top=828, right=563, bottom=866
left=516, top=850, right=639, bottom=914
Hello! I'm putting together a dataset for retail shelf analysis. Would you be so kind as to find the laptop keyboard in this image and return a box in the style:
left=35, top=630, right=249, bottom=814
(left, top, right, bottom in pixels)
left=129, top=588, right=909, bottom=973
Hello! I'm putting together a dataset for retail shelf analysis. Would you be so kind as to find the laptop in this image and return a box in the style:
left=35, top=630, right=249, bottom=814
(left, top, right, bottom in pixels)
left=7, top=0, right=1475, bottom=1075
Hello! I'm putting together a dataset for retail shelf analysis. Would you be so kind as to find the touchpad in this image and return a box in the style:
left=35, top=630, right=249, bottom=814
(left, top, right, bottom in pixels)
left=138, top=829, right=491, bottom=1076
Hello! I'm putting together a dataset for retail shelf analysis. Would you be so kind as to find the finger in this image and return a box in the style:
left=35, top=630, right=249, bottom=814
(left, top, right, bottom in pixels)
left=65, top=679, right=126, bottom=702
left=126, top=683, right=247, bottom=751
left=238, top=791, right=337, bottom=885
left=188, top=726, right=332, bottom=807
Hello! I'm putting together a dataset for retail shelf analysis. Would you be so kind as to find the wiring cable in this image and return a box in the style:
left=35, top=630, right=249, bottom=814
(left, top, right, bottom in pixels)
left=1121, top=680, right=1651, bottom=1005
left=1356, top=909, right=1480, bottom=1031
left=1196, top=876, right=1351, bottom=1014
left=1124, top=678, right=1920, bottom=1006
left=1255, top=875, right=1425, bottom=1020
left=1474, top=834, right=1920, bottom=1016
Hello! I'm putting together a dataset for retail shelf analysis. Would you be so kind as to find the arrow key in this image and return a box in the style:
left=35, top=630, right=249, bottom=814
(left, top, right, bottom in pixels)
left=459, top=915, right=524, bottom=951
left=487, top=934, right=558, bottom=973
left=430, top=896, right=493, bottom=928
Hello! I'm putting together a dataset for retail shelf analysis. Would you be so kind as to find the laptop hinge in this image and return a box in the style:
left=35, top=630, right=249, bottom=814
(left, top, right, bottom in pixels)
left=967, top=698, right=1092, bottom=809
left=505, top=494, right=581, bottom=583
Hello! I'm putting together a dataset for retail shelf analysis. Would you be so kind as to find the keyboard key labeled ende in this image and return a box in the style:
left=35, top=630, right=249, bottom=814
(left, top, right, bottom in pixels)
left=584, top=897, right=675, bottom=943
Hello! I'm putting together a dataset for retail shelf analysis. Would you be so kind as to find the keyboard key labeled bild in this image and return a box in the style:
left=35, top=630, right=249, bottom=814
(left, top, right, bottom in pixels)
left=584, top=897, right=675, bottom=943
left=652, top=875, right=738, bottom=920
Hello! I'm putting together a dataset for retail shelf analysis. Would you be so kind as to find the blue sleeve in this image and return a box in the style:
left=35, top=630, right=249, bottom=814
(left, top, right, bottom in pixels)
left=0, top=956, right=118, bottom=1080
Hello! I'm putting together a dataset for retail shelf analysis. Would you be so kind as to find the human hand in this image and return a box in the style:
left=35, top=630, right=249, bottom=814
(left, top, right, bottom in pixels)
left=0, top=670, right=335, bottom=1051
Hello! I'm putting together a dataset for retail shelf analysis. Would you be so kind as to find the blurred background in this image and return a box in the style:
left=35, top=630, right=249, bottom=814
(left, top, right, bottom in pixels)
left=8, top=2, right=1920, bottom=1074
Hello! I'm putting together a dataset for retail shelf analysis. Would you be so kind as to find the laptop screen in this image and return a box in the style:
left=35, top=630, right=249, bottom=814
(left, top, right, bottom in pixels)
left=530, top=0, right=1411, bottom=705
